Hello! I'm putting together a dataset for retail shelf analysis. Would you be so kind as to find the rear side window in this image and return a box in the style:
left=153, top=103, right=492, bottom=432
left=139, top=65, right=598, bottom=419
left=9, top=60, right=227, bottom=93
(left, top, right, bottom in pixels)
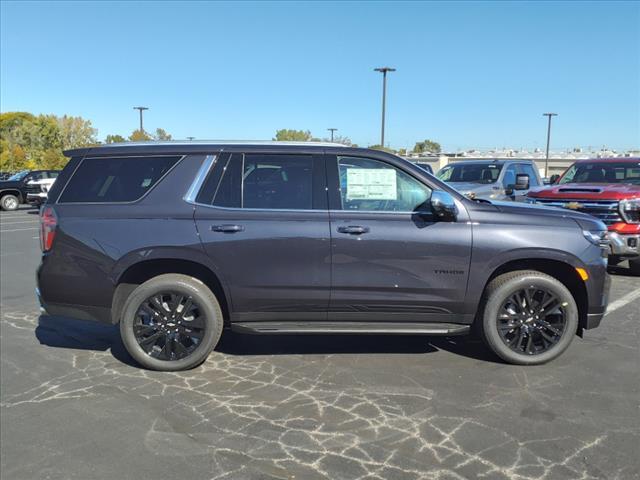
left=198, top=153, right=315, bottom=210
left=59, top=156, right=180, bottom=203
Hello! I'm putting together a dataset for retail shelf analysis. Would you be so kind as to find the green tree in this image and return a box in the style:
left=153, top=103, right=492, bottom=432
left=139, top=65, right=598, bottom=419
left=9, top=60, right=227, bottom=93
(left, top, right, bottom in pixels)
left=413, top=139, right=441, bottom=154
left=154, top=128, right=172, bottom=141
left=369, top=144, right=397, bottom=154
left=273, top=129, right=313, bottom=141
left=58, top=115, right=97, bottom=150
left=105, top=134, right=126, bottom=144
left=323, top=135, right=352, bottom=146
left=0, top=112, right=97, bottom=171
left=129, top=129, right=153, bottom=141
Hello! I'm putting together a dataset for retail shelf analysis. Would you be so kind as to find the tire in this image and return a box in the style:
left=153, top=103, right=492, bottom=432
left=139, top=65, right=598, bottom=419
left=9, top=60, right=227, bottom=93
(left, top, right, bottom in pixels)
left=1, top=194, right=20, bottom=211
left=120, top=274, right=223, bottom=371
left=628, top=258, right=640, bottom=275
left=607, top=255, right=622, bottom=266
left=479, top=270, right=578, bottom=365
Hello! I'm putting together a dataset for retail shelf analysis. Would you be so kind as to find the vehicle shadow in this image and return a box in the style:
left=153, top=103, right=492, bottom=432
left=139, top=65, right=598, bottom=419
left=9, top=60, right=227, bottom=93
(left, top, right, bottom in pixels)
left=36, top=315, right=502, bottom=366
left=607, top=262, right=639, bottom=277
left=215, top=331, right=502, bottom=363
left=35, top=315, right=138, bottom=367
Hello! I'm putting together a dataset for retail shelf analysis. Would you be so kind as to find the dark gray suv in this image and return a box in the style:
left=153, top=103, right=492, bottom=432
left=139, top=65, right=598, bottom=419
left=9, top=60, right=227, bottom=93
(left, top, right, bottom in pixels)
left=37, top=142, right=610, bottom=371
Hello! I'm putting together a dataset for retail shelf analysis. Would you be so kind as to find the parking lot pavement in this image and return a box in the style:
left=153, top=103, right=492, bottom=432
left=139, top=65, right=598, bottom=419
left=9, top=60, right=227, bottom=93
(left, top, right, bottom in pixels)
left=1, top=208, right=638, bottom=480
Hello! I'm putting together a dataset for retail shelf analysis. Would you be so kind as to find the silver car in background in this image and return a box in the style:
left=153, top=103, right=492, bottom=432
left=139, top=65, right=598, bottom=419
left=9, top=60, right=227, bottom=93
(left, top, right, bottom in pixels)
left=436, top=159, right=542, bottom=201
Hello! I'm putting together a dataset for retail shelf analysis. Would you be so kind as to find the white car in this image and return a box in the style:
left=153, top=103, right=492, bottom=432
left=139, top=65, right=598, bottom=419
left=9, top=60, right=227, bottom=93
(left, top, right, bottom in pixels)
left=26, top=178, right=56, bottom=207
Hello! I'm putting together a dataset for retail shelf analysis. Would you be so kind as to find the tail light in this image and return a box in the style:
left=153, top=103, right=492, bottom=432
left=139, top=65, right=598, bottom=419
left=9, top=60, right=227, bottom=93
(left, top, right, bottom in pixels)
left=40, top=206, right=57, bottom=252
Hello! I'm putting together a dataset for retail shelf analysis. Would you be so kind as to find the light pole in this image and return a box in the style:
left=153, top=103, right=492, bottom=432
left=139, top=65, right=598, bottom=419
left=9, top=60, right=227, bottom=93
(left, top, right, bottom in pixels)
left=133, top=106, right=149, bottom=132
left=543, top=113, right=557, bottom=178
left=327, top=128, right=337, bottom=142
left=374, top=67, right=395, bottom=147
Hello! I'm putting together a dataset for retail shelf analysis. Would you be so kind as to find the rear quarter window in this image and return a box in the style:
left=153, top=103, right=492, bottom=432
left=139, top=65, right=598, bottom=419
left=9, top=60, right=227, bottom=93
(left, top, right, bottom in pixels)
left=58, top=155, right=181, bottom=203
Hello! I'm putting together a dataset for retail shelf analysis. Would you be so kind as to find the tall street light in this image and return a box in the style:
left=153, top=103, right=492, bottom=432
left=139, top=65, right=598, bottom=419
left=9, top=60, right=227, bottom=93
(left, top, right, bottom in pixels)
left=543, top=113, right=558, bottom=178
left=133, top=106, right=149, bottom=132
left=374, top=67, right=396, bottom=147
left=327, top=128, right=337, bottom=142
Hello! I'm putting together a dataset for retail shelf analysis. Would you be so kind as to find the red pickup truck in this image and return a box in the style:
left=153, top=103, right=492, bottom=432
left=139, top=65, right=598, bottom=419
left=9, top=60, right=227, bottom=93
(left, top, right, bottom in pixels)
left=527, top=158, right=640, bottom=273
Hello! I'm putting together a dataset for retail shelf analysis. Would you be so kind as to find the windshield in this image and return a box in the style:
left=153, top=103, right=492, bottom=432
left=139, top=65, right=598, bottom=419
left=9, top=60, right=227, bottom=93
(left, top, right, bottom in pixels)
left=559, top=162, right=640, bottom=185
left=436, top=163, right=502, bottom=184
left=7, top=170, right=29, bottom=181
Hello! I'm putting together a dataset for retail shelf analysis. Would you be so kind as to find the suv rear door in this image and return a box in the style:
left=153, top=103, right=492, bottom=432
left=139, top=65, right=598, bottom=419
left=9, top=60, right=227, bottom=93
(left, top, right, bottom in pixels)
left=194, top=152, right=331, bottom=321
left=326, top=154, right=473, bottom=323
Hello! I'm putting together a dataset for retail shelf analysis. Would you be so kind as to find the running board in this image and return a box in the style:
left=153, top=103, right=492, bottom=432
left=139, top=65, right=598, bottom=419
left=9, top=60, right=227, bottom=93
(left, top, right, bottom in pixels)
left=230, top=322, right=470, bottom=336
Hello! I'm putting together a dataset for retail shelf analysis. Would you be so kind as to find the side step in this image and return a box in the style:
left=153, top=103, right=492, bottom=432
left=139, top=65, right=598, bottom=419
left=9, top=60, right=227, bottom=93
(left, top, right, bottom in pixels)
left=230, top=322, right=470, bottom=336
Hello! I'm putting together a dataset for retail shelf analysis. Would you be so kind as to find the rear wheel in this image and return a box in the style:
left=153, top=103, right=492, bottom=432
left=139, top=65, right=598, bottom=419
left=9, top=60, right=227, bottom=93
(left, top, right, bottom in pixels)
left=1, top=194, right=19, bottom=211
left=479, top=270, right=578, bottom=365
left=120, top=274, right=223, bottom=371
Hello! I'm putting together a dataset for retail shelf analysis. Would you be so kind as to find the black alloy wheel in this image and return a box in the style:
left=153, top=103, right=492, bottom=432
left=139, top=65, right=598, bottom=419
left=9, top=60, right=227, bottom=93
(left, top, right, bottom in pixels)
left=497, top=287, right=567, bottom=355
left=133, top=292, right=206, bottom=361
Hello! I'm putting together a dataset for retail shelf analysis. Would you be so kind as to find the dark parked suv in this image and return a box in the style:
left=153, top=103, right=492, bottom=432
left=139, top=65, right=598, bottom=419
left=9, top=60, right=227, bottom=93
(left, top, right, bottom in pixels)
left=37, top=142, right=610, bottom=371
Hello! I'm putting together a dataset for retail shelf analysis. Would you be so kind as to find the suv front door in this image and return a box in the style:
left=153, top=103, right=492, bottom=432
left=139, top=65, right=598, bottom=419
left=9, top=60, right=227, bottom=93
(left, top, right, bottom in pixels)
left=194, top=152, right=330, bottom=321
left=326, top=155, right=473, bottom=323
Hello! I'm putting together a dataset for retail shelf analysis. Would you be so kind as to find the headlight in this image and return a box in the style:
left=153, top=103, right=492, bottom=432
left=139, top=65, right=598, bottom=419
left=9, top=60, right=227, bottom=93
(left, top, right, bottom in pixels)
left=583, top=230, right=609, bottom=247
left=619, top=199, right=640, bottom=224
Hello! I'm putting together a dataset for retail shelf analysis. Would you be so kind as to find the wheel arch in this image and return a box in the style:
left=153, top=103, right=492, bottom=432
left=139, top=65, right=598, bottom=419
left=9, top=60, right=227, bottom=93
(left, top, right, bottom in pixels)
left=0, top=189, right=23, bottom=202
left=480, top=257, right=588, bottom=335
left=111, top=257, right=231, bottom=325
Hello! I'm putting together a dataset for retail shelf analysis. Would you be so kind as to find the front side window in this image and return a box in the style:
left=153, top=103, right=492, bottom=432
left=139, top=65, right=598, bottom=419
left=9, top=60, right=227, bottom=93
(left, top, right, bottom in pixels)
left=502, top=165, right=517, bottom=186
left=199, top=154, right=315, bottom=210
left=436, top=163, right=502, bottom=184
left=338, top=156, right=431, bottom=212
left=59, top=156, right=181, bottom=203
left=559, top=162, right=640, bottom=185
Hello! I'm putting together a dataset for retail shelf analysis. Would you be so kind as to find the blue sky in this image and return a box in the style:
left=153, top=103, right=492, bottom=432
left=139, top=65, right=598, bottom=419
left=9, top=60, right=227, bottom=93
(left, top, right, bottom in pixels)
left=1, top=1, right=638, bottom=151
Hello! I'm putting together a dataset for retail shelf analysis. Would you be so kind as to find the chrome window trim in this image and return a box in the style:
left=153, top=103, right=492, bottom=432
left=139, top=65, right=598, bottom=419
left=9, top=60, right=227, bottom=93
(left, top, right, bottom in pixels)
left=57, top=154, right=186, bottom=205
left=184, top=154, right=217, bottom=204
left=187, top=201, right=428, bottom=216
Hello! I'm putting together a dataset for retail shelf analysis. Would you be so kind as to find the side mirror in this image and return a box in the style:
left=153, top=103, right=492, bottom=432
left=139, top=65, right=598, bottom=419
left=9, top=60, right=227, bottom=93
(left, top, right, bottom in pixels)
left=514, top=173, right=530, bottom=190
left=430, top=191, right=458, bottom=221
left=549, top=174, right=560, bottom=184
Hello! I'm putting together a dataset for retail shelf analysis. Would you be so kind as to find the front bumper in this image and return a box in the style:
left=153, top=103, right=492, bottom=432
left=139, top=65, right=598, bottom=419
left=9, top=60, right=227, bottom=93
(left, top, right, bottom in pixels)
left=608, top=232, right=640, bottom=258
left=27, top=193, right=47, bottom=205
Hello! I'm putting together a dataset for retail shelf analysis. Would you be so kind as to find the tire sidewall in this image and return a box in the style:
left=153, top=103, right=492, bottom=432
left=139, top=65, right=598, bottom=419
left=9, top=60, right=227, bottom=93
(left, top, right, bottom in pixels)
left=482, top=274, right=578, bottom=365
left=1, top=195, right=19, bottom=211
left=628, top=258, right=640, bottom=275
left=120, top=276, right=222, bottom=371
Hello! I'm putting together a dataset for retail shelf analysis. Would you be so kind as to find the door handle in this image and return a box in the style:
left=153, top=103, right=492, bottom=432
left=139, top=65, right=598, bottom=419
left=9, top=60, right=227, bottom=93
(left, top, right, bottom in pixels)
left=211, top=224, right=244, bottom=233
left=337, top=225, right=370, bottom=235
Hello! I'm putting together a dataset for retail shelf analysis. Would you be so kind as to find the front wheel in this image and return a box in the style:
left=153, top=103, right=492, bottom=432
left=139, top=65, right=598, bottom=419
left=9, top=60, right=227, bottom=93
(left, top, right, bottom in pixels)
left=120, top=274, right=223, bottom=371
left=628, top=258, right=640, bottom=275
left=1, top=194, right=20, bottom=211
left=479, top=270, right=578, bottom=365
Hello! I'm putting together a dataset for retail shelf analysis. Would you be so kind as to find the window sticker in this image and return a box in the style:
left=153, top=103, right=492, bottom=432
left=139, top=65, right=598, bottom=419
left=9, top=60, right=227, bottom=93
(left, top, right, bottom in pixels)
left=346, top=168, right=397, bottom=200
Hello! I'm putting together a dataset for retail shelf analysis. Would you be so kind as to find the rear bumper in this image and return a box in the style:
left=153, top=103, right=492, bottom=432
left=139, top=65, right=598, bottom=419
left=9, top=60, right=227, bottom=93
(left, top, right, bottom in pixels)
left=608, top=232, right=640, bottom=258
left=36, top=267, right=114, bottom=324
